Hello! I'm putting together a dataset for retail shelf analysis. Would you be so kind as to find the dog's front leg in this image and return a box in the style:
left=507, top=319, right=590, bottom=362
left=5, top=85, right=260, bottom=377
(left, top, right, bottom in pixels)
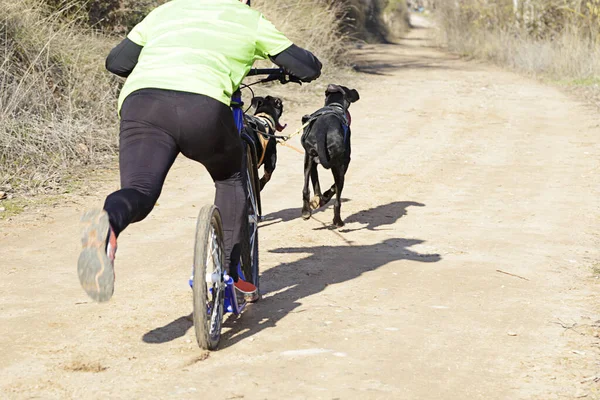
left=260, top=140, right=277, bottom=191
left=259, top=171, right=271, bottom=191
left=302, top=153, right=312, bottom=220
left=332, top=166, right=345, bottom=227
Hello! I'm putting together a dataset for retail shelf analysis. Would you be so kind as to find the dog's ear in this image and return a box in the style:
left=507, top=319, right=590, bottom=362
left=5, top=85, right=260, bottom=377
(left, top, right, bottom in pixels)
left=347, top=89, right=359, bottom=103
left=251, top=96, right=264, bottom=110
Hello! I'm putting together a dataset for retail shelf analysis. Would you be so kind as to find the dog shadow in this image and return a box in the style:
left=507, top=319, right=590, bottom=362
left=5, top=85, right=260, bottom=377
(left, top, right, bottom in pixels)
left=141, top=237, right=439, bottom=346
left=217, top=236, right=441, bottom=349
left=338, top=201, right=425, bottom=233
left=142, top=200, right=433, bottom=347
left=260, top=198, right=351, bottom=228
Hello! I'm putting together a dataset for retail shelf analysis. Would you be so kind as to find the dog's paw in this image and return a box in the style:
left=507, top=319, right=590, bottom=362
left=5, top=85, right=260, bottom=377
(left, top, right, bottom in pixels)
left=333, top=217, right=345, bottom=228
left=302, top=203, right=312, bottom=220
left=310, top=195, right=321, bottom=210
left=302, top=209, right=312, bottom=220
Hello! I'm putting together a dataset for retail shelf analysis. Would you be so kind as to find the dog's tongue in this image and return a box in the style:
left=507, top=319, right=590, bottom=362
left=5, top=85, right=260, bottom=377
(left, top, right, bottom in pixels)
left=276, top=122, right=287, bottom=132
left=346, top=111, right=351, bottom=126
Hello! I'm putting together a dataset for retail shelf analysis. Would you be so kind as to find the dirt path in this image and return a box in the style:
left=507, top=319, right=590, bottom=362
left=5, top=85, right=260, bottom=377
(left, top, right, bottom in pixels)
left=2, top=22, right=600, bottom=400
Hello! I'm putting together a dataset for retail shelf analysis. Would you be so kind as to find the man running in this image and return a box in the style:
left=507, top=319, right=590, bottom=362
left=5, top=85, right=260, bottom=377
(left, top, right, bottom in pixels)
left=77, top=0, right=322, bottom=302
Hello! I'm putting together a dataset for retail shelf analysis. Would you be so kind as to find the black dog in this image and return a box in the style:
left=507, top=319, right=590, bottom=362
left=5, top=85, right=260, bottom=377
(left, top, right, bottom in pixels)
left=300, top=84, right=360, bottom=227
left=244, top=96, right=286, bottom=190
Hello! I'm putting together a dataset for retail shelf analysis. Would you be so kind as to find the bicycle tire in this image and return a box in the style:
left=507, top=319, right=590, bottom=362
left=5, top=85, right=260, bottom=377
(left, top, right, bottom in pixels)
left=240, top=142, right=260, bottom=292
left=192, top=205, right=225, bottom=350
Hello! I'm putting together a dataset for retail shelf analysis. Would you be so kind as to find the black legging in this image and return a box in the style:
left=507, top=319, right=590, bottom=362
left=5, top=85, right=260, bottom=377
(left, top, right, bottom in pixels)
left=103, top=88, right=245, bottom=272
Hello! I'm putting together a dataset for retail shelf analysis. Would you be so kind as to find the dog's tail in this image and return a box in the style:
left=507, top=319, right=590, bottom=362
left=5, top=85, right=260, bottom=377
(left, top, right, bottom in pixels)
left=316, top=129, right=331, bottom=169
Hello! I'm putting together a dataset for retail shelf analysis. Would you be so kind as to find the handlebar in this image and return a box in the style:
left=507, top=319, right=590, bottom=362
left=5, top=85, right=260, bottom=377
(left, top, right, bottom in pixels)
left=246, top=67, right=302, bottom=85
left=246, top=68, right=283, bottom=76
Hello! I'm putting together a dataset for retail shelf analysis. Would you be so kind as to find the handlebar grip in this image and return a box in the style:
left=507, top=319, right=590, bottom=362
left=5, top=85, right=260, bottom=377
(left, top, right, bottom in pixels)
left=244, top=67, right=302, bottom=86
left=246, top=68, right=284, bottom=77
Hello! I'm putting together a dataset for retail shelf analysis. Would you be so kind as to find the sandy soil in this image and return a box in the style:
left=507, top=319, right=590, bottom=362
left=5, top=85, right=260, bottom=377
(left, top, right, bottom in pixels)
left=1, top=22, right=599, bottom=400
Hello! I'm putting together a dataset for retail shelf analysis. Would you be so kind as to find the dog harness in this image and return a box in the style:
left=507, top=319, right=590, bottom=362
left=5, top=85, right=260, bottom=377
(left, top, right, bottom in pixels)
left=301, top=103, right=351, bottom=145
left=244, top=113, right=276, bottom=166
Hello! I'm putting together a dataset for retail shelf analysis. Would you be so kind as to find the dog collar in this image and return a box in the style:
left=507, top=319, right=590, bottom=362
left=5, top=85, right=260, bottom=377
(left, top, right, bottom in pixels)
left=254, top=112, right=287, bottom=132
left=329, top=103, right=345, bottom=112
left=327, top=103, right=350, bottom=126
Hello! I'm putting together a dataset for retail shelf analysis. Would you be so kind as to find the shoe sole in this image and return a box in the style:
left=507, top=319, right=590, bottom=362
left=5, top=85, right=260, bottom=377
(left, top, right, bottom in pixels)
left=78, top=210, right=114, bottom=303
left=235, top=287, right=260, bottom=303
left=245, top=293, right=260, bottom=303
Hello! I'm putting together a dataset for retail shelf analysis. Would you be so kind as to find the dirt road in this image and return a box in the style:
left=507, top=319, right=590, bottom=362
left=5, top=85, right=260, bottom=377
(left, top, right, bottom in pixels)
left=1, top=22, right=599, bottom=400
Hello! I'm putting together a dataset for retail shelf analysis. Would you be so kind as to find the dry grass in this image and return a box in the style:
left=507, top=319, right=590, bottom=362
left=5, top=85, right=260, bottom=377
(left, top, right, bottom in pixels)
left=0, top=0, right=118, bottom=193
left=383, top=0, right=411, bottom=39
left=342, top=0, right=410, bottom=42
left=593, top=263, right=600, bottom=277
left=63, top=360, right=108, bottom=372
left=256, top=0, right=409, bottom=49
left=255, top=0, right=348, bottom=70
left=435, top=0, right=600, bottom=87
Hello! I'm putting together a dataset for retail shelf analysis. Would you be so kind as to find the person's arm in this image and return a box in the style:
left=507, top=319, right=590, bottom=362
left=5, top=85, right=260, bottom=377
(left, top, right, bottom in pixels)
left=255, top=14, right=322, bottom=82
left=270, top=44, right=322, bottom=82
left=105, top=38, right=142, bottom=78
left=105, top=15, right=149, bottom=77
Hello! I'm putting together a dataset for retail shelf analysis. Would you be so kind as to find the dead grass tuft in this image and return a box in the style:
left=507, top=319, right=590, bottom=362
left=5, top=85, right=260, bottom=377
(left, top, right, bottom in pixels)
left=434, top=1, right=600, bottom=91
left=63, top=360, right=108, bottom=372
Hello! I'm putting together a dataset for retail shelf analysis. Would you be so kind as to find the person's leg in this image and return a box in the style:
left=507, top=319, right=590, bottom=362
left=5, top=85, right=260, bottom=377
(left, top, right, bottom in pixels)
left=177, top=94, right=245, bottom=277
left=213, top=172, right=245, bottom=275
left=103, top=119, right=179, bottom=236
left=78, top=90, right=179, bottom=302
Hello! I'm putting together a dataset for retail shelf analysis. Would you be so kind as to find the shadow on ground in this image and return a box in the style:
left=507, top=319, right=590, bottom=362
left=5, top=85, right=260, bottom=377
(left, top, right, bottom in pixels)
left=259, top=198, right=350, bottom=228
left=217, top=236, right=440, bottom=348
left=339, top=201, right=425, bottom=232
left=352, top=59, right=456, bottom=76
left=351, top=40, right=461, bottom=76
left=142, top=200, right=439, bottom=347
left=142, top=314, right=193, bottom=344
